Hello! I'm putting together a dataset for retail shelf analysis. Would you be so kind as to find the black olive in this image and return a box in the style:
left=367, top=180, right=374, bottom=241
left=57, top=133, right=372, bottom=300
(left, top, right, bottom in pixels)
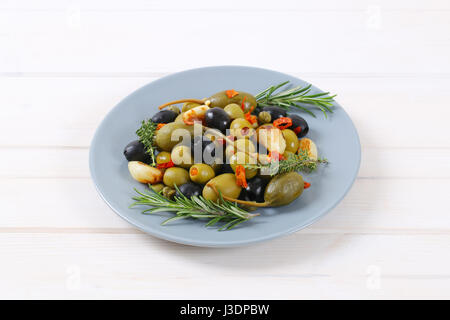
left=151, top=110, right=178, bottom=124
left=176, top=182, right=203, bottom=198
left=240, top=176, right=268, bottom=203
left=261, top=106, right=287, bottom=121
left=220, top=163, right=235, bottom=174
left=123, top=140, right=151, bottom=162
left=204, top=107, right=231, bottom=133
left=191, top=136, right=224, bottom=164
left=191, top=136, right=213, bottom=156
left=289, top=114, right=309, bottom=138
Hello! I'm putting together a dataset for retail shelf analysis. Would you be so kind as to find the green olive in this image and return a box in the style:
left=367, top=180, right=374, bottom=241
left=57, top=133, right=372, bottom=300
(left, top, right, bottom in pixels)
left=235, top=139, right=256, bottom=154
left=189, top=163, right=215, bottom=184
left=256, top=124, right=286, bottom=154
left=264, top=172, right=304, bottom=206
left=166, top=105, right=180, bottom=114
left=202, top=173, right=242, bottom=202
left=174, top=113, right=185, bottom=123
left=282, top=129, right=299, bottom=153
left=156, top=151, right=171, bottom=165
left=224, top=103, right=245, bottom=120
left=155, top=122, right=194, bottom=151
left=225, top=139, right=256, bottom=159
left=208, top=91, right=257, bottom=113
left=163, top=167, right=190, bottom=188
left=282, top=150, right=295, bottom=159
left=182, top=101, right=201, bottom=112
left=171, top=144, right=193, bottom=168
left=229, top=118, right=255, bottom=139
left=150, top=183, right=165, bottom=193
left=229, top=151, right=258, bottom=179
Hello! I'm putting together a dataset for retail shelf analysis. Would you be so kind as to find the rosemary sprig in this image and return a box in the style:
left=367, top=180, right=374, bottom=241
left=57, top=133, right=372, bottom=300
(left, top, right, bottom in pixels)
left=245, top=150, right=328, bottom=176
left=136, top=119, right=158, bottom=166
left=255, top=81, right=336, bottom=118
left=130, top=186, right=258, bottom=231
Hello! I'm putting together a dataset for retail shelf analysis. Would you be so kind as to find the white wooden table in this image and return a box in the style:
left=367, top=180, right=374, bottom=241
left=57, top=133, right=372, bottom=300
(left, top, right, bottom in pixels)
left=1, top=0, right=450, bottom=299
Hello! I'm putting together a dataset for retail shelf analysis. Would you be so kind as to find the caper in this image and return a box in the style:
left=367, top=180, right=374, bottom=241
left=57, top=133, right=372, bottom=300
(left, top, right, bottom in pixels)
left=150, top=183, right=165, bottom=193
left=282, top=129, right=299, bottom=153
left=224, top=103, right=245, bottom=120
left=189, top=164, right=215, bottom=184
left=202, top=173, right=242, bottom=202
left=162, top=186, right=176, bottom=199
left=163, top=167, right=190, bottom=188
left=171, top=144, right=193, bottom=168
left=258, top=111, right=272, bottom=124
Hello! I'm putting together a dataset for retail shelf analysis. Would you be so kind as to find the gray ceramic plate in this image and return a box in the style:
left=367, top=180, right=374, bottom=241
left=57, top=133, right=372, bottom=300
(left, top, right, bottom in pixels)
left=89, top=66, right=360, bottom=247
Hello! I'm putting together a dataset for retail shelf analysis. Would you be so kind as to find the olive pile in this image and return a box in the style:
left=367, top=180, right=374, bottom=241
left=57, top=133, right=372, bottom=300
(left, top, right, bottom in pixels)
left=124, top=89, right=318, bottom=208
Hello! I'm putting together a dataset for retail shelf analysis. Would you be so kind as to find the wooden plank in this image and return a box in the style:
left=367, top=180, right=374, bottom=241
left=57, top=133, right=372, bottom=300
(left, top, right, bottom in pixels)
left=0, top=76, right=449, bottom=148
left=0, top=178, right=449, bottom=232
left=0, top=147, right=448, bottom=179
left=0, top=233, right=449, bottom=299
left=1, top=11, right=449, bottom=74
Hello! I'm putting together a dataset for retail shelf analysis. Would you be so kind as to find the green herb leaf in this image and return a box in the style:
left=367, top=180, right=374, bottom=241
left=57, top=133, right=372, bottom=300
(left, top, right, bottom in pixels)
left=245, top=150, right=328, bottom=176
left=130, top=186, right=258, bottom=231
left=135, top=119, right=158, bottom=166
left=256, top=81, right=336, bottom=117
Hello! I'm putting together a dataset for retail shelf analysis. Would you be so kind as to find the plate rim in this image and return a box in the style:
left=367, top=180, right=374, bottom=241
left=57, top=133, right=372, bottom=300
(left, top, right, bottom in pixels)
left=89, top=65, right=361, bottom=247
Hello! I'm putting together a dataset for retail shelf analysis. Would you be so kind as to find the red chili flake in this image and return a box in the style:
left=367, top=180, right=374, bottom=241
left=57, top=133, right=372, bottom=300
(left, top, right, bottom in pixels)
left=156, top=160, right=174, bottom=169
left=304, top=182, right=311, bottom=189
left=235, top=165, right=248, bottom=188
left=241, top=127, right=250, bottom=136
left=156, top=123, right=166, bottom=130
left=241, top=96, right=247, bottom=111
left=190, top=167, right=198, bottom=176
left=226, top=89, right=239, bottom=98
left=268, top=151, right=284, bottom=162
left=245, top=113, right=258, bottom=125
left=293, top=126, right=302, bottom=135
left=226, top=135, right=236, bottom=141
left=273, top=117, right=293, bottom=130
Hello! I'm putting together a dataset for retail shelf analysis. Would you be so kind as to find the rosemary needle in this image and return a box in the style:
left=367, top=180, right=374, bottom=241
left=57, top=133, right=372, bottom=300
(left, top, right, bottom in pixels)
left=130, top=186, right=259, bottom=231
left=255, top=81, right=336, bottom=118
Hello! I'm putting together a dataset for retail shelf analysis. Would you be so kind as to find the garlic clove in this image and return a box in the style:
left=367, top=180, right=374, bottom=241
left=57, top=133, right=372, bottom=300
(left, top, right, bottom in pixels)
left=128, top=161, right=163, bottom=184
left=298, top=138, right=318, bottom=160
